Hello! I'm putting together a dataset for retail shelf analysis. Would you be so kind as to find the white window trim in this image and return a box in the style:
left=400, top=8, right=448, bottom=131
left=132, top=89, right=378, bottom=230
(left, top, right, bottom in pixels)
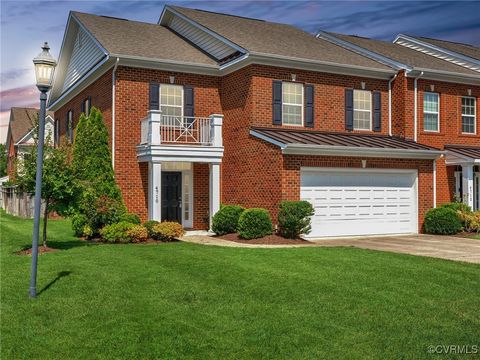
left=461, top=96, right=476, bottom=135
left=159, top=84, right=184, bottom=127
left=282, top=82, right=304, bottom=127
left=353, top=89, right=372, bottom=131
left=423, top=92, right=440, bottom=133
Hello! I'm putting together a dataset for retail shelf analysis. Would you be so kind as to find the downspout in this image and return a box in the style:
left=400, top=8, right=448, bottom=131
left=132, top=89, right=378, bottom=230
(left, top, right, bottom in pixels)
left=433, top=158, right=437, bottom=208
left=111, top=57, right=119, bottom=169
left=388, top=73, right=398, bottom=137
left=413, top=71, right=424, bottom=142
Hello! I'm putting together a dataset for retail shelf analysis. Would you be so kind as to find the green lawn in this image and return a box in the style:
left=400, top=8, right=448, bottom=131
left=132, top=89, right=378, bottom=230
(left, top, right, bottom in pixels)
left=1, top=212, right=479, bottom=359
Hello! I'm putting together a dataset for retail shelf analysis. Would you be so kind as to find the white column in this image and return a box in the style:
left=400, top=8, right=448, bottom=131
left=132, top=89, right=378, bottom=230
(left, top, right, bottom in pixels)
left=149, top=110, right=162, bottom=145
left=462, top=164, right=474, bottom=210
left=148, top=162, right=162, bottom=221
left=209, top=163, right=221, bottom=228
left=210, top=114, right=223, bottom=147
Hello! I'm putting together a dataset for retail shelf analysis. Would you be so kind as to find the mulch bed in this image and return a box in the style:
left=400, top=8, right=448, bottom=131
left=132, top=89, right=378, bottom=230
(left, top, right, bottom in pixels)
left=216, top=233, right=315, bottom=245
left=16, top=246, right=58, bottom=256
left=80, top=237, right=178, bottom=244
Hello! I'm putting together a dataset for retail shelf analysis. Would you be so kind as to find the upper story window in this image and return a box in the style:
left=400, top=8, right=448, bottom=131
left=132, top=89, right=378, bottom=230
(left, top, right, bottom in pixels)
left=282, top=82, right=303, bottom=126
left=462, top=96, right=476, bottom=134
left=353, top=90, right=372, bottom=130
left=66, top=110, right=74, bottom=143
left=160, top=85, right=183, bottom=117
left=82, top=97, right=91, bottom=116
left=54, top=119, right=60, bottom=147
left=423, top=92, right=439, bottom=132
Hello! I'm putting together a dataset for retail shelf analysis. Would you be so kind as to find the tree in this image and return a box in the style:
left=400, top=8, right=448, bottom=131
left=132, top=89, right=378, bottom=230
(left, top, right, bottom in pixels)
left=0, top=143, right=7, bottom=177
left=15, top=121, right=76, bottom=248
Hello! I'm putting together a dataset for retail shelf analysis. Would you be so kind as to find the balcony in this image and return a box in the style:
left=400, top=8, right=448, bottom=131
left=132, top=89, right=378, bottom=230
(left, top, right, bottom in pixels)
left=136, top=110, right=224, bottom=163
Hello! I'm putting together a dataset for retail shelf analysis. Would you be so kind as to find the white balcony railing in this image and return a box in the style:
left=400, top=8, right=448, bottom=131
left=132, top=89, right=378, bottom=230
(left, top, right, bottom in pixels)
left=140, top=110, right=223, bottom=147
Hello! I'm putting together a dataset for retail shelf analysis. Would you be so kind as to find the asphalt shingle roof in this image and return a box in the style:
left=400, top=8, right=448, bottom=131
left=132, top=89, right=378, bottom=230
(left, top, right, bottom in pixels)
left=9, top=108, right=41, bottom=143
left=73, top=12, right=218, bottom=66
left=328, top=33, right=479, bottom=76
left=170, top=6, right=393, bottom=71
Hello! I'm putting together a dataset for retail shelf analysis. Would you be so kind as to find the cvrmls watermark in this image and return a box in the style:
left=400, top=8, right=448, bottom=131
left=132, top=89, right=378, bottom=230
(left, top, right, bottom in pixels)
left=427, top=345, right=478, bottom=354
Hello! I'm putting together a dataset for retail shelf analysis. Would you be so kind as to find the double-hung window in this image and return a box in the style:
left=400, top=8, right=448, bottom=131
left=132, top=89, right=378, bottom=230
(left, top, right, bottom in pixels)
left=353, top=90, right=372, bottom=130
left=160, top=85, right=183, bottom=122
left=282, top=82, right=303, bottom=126
left=424, top=92, right=439, bottom=132
left=462, top=96, right=476, bottom=134
left=66, top=110, right=73, bottom=143
left=82, top=97, right=91, bottom=116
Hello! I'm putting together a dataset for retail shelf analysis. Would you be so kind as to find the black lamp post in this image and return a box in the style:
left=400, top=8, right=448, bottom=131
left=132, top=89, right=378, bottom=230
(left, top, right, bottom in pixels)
left=30, top=42, right=57, bottom=298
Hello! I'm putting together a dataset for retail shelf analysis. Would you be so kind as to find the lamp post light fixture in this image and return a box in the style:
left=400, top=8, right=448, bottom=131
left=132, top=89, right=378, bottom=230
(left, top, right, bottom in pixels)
left=30, top=42, right=56, bottom=298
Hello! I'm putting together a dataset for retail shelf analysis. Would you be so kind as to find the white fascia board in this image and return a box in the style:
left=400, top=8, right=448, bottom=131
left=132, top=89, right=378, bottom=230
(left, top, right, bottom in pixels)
left=48, top=56, right=112, bottom=111
left=395, top=34, right=480, bottom=68
left=136, top=144, right=224, bottom=163
left=225, top=53, right=395, bottom=79
left=159, top=6, right=247, bottom=55
left=114, top=55, right=220, bottom=75
left=316, top=31, right=409, bottom=71
left=407, top=68, right=480, bottom=85
left=282, top=144, right=444, bottom=159
left=444, top=150, right=480, bottom=165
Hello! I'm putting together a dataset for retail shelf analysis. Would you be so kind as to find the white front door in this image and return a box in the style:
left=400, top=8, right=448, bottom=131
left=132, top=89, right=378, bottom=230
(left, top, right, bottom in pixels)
left=301, top=168, right=418, bottom=238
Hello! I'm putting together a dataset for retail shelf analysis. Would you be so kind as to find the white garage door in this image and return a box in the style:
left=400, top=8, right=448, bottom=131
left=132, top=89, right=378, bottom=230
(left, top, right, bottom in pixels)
left=301, top=168, right=418, bottom=238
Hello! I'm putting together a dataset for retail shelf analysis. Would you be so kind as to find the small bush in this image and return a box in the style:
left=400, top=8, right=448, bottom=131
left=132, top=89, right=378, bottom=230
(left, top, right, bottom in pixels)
left=212, top=205, right=245, bottom=235
left=152, top=222, right=185, bottom=241
left=424, top=207, right=462, bottom=235
left=237, top=208, right=273, bottom=240
left=126, top=225, right=149, bottom=243
left=458, top=211, right=480, bottom=233
left=119, top=212, right=141, bottom=225
left=100, top=221, right=136, bottom=243
left=71, top=214, right=88, bottom=237
left=277, top=201, right=314, bottom=239
left=441, top=202, right=472, bottom=213
left=143, top=220, right=160, bottom=238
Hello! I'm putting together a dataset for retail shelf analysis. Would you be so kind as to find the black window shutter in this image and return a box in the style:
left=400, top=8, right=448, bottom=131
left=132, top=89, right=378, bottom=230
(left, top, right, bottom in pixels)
left=65, top=112, right=69, bottom=142
left=305, top=84, right=314, bottom=128
left=81, top=100, right=85, bottom=115
left=54, top=119, right=59, bottom=146
left=149, top=83, right=159, bottom=110
left=373, top=91, right=381, bottom=132
left=272, top=80, right=282, bottom=125
left=345, top=89, right=354, bottom=130
left=184, top=86, right=194, bottom=118
left=69, top=110, right=74, bottom=143
left=87, top=96, right=92, bottom=115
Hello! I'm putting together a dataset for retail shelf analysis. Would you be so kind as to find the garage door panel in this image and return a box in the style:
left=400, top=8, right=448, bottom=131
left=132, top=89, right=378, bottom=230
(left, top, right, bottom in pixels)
left=301, top=169, right=418, bottom=238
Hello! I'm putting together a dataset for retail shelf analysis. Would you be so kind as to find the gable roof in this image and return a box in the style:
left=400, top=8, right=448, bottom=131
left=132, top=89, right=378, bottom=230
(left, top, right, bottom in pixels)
left=166, top=6, right=393, bottom=72
left=319, top=32, right=480, bottom=77
left=73, top=12, right=217, bottom=67
left=6, top=108, right=54, bottom=149
left=412, top=36, right=480, bottom=61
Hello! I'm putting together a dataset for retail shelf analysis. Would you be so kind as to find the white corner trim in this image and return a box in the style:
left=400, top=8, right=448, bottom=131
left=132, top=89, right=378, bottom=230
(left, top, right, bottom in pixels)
left=433, top=159, right=437, bottom=208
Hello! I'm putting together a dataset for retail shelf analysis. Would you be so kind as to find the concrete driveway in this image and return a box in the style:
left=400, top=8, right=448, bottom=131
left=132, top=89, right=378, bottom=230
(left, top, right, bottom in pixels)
left=311, top=234, right=480, bottom=264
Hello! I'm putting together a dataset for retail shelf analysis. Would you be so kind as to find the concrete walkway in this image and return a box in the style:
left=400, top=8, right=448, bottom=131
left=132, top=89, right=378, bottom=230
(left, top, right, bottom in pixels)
left=181, top=234, right=480, bottom=264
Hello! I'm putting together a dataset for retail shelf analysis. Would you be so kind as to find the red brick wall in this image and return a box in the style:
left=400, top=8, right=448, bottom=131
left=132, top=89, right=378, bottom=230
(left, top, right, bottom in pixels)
left=193, top=163, right=210, bottom=230
left=282, top=155, right=434, bottom=232
left=114, top=66, right=222, bottom=222
left=247, top=65, right=391, bottom=135
left=7, top=134, right=16, bottom=177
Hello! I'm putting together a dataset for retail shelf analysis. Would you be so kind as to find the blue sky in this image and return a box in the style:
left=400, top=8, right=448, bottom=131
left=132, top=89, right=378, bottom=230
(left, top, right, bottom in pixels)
left=1, top=0, right=479, bottom=142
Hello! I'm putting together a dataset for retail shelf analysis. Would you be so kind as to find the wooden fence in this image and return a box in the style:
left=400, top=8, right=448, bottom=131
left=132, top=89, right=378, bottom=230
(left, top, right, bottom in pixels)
left=0, top=186, right=45, bottom=218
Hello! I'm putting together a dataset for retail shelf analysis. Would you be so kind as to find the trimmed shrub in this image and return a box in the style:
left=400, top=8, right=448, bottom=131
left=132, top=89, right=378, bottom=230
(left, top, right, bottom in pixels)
left=237, top=208, right=273, bottom=240
left=277, top=201, right=314, bottom=239
left=458, top=211, right=480, bottom=233
left=126, top=225, right=149, bottom=243
left=424, top=207, right=462, bottom=235
left=100, top=221, right=136, bottom=243
left=71, top=213, right=88, bottom=237
left=441, top=202, right=472, bottom=213
left=151, top=222, right=185, bottom=242
left=143, top=220, right=160, bottom=239
left=212, top=205, right=245, bottom=235
left=119, top=212, right=141, bottom=225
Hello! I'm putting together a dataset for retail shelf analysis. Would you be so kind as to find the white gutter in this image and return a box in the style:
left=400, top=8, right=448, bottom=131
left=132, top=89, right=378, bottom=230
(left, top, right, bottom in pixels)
left=111, top=57, right=119, bottom=169
left=413, top=71, right=424, bottom=142
left=388, top=73, right=398, bottom=136
left=433, top=159, right=437, bottom=208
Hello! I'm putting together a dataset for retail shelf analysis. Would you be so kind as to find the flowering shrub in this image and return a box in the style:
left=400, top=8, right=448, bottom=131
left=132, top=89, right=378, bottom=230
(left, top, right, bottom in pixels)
left=458, top=210, right=480, bottom=233
left=126, top=225, right=149, bottom=242
left=152, top=222, right=185, bottom=241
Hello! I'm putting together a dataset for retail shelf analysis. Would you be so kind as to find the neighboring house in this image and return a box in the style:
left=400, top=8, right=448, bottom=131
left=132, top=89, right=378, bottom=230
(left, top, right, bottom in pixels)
left=6, top=107, right=54, bottom=176
left=47, top=5, right=479, bottom=237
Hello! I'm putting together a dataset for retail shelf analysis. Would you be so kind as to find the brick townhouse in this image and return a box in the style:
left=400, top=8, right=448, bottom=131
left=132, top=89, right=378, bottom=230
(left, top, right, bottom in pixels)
left=47, top=5, right=480, bottom=238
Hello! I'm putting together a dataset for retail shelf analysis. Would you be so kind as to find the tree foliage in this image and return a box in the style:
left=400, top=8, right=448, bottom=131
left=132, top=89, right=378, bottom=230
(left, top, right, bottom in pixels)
left=0, top=143, right=7, bottom=177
